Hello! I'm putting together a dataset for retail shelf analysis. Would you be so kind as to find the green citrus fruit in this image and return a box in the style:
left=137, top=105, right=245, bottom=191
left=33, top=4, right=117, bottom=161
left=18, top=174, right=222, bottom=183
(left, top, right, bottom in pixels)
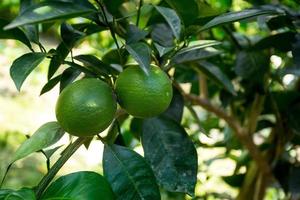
left=115, top=65, right=173, bottom=118
left=55, top=78, right=117, bottom=137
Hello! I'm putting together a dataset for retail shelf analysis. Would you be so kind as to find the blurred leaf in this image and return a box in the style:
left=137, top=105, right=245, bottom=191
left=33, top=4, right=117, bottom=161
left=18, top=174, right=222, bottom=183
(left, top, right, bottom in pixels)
left=162, top=87, right=184, bottom=122
left=151, top=23, right=175, bottom=47
left=11, top=122, right=64, bottom=163
left=0, top=188, right=36, bottom=200
left=222, top=174, right=245, bottom=187
left=61, top=22, right=85, bottom=49
left=103, top=0, right=124, bottom=17
left=43, top=145, right=63, bottom=159
left=164, top=0, right=199, bottom=26
left=10, top=52, right=46, bottom=91
left=196, top=61, right=236, bottom=95
left=48, top=42, right=69, bottom=80
left=59, top=67, right=81, bottom=92
left=126, top=24, right=148, bottom=44
left=252, top=31, right=295, bottom=52
left=267, top=15, right=295, bottom=31
left=102, top=49, right=128, bottom=66
left=154, top=6, right=181, bottom=39
left=234, top=50, right=269, bottom=80
left=129, top=118, right=143, bottom=139
left=4, top=2, right=96, bottom=30
left=287, top=103, right=300, bottom=135
left=171, top=47, right=221, bottom=64
left=154, top=43, right=174, bottom=57
left=292, top=34, right=300, bottom=68
left=40, top=75, right=61, bottom=95
left=200, top=8, right=280, bottom=31
left=41, top=171, right=114, bottom=200
left=125, top=42, right=151, bottom=75
left=0, top=19, right=32, bottom=50
left=103, top=144, right=161, bottom=200
left=142, top=117, right=198, bottom=195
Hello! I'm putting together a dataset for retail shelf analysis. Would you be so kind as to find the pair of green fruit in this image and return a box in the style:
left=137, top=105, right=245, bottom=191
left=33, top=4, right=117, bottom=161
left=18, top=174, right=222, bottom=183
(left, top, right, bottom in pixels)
left=55, top=65, right=173, bottom=137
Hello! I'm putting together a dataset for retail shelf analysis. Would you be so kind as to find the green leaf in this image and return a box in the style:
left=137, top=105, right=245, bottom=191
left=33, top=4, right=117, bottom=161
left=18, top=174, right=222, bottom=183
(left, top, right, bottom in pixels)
left=200, top=8, right=280, bottom=31
left=41, top=171, right=114, bottom=200
left=10, top=52, right=46, bottom=91
left=11, top=122, right=64, bottom=163
left=48, top=42, right=69, bottom=80
left=0, top=19, right=32, bottom=50
left=59, top=67, right=81, bottom=92
left=103, top=144, right=161, bottom=200
left=162, top=87, right=184, bottom=122
left=0, top=188, right=36, bottom=200
left=142, top=116, right=198, bottom=195
left=61, top=22, right=85, bottom=49
left=171, top=47, right=221, bottom=64
left=125, top=42, right=151, bottom=75
left=154, top=6, right=181, bottom=39
left=154, top=43, right=174, bottom=57
left=4, top=1, right=96, bottom=30
left=40, top=75, right=61, bottom=95
left=196, top=61, right=236, bottom=95
left=151, top=23, right=175, bottom=47
left=222, top=174, right=245, bottom=188
left=126, top=24, right=148, bottom=44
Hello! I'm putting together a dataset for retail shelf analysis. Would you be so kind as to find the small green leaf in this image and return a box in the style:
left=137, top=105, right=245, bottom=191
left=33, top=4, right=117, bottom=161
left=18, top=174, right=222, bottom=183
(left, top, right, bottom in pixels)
left=40, top=75, right=61, bottom=95
left=0, top=19, right=32, bottom=50
left=11, top=122, right=64, bottom=163
left=10, top=52, right=46, bottom=91
left=142, top=117, right=198, bottom=195
left=196, top=61, right=236, bottom=95
left=154, top=43, right=174, bottom=57
left=0, top=188, right=36, bottom=200
left=103, top=144, right=161, bottom=200
left=48, top=42, right=69, bottom=80
left=41, top=171, right=114, bottom=200
left=61, top=22, right=85, bottom=49
left=125, top=42, right=151, bottom=75
left=222, top=174, right=245, bottom=188
left=59, top=67, right=81, bottom=92
left=200, top=8, right=280, bottom=31
left=154, top=6, right=181, bottom=39
left=4, top=2, right=96, bottom=30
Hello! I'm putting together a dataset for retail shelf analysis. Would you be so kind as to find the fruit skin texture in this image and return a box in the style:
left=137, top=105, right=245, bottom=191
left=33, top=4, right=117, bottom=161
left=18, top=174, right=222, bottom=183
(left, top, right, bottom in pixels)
left=115, top=65, right=173, bottom=118
left=55, top=78, right=117, bottom=137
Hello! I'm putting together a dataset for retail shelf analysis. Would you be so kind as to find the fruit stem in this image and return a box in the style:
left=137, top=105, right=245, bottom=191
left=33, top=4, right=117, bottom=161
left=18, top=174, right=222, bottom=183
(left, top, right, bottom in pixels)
left=35, top=137, right=88, bottom=199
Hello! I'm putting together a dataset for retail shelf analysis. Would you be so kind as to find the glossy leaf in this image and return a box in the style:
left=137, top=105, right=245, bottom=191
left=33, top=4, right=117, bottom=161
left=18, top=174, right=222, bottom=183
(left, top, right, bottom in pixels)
left=200, top=8, right=280, bottom=31
left=151, top=23, right=175, bottom=47
left=154, top=43, right=173, bottom=57
left=126, top=24, right=148, bottom=44
left=171, top=47, right=221, bottom=64
left=59, top=67, right=81, bottom=92
left=0, top=19, right=32, bottom=50
left=4, top=1, right=96, bottom=30
left=0, top=188, right=36, bottom=200
left=125, top=42, right=151, bottom=75
left=10, top=52, right=46, bottom=91
left=41, top=171, right=114, bottom=200
left=103, top=144, right=161, bottom=200
left=142, top=117, right=198, bottom=195
left=196, top=61, right=236, bottom=95
left=40, top=75, right=61, bottom=95
left=11, top=122, right=64, bottom=163
left=154, top=6, right=181, bottom=39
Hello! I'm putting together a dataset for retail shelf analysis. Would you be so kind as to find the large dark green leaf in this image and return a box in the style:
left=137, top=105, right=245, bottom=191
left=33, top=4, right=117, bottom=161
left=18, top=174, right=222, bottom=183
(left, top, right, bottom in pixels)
left=142, top=117, right=198, bottom=195
left=0, top=188, right=36, bottom=200
left=41, top=171, right=114, bottom=200
left=103, top=144, right=161, bottom=200
left=125, top=42, right=151, bottom=75
left=154, top=6, right=181, bottom=39
left=11, top=122, right=64, bottom=163
left=10, top=52, right=46, bottom=91
left=200, top=8, right=280, bottom=31
left=0, top=19, right=32, bottom=50
left=196, top=61, right=236, bottom=95
left=171, top=47, right=221, bottom=64
left=4, top=1, right=96, bottom=30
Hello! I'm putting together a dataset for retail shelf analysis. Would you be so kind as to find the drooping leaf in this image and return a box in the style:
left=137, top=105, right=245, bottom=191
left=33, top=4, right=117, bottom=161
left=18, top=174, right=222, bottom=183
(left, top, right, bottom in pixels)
left=125, top=42, right=151, bottom=75
left=48, top=42, right=69, bottom=79
left=40, top=75, right=61, bottom=95
left=41, top=171, right=114, bottom=200
left=0, top=188, right=36, bottom=200
left=103, top=144, right=161, bottom=200
left=171, top=47, right=221, bottom=64
left=10, top=52, right=46, bottom=91
left=154, top=6, right=181, bottom=39
left=200, top=8, right=280, bottom=31
left=196, top=61, right=236, bottom=95
left=4, top=1, right=96, bottom=30
left=0, top=19, right=32, bottom=50
left=151, top=23, right=175, bottom=47
left=11, top=122, right=64, bottom=163
left=126, top=24, right=148, bottom=44
left=142, top=117, right=198, bottom=195
left=61, top=22, right=85, bottom=49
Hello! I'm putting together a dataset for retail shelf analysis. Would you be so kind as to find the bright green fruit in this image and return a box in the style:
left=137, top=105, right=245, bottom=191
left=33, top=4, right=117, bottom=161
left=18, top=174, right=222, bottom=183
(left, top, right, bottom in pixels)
left=55, top=78, right=117, bottom=137
left=115, top=65, right=173, bottom=118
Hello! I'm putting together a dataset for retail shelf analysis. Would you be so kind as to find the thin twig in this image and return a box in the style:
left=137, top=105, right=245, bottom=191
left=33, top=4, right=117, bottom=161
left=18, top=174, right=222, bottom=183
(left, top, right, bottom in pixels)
left=136, top=0, right=143, bottom=27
